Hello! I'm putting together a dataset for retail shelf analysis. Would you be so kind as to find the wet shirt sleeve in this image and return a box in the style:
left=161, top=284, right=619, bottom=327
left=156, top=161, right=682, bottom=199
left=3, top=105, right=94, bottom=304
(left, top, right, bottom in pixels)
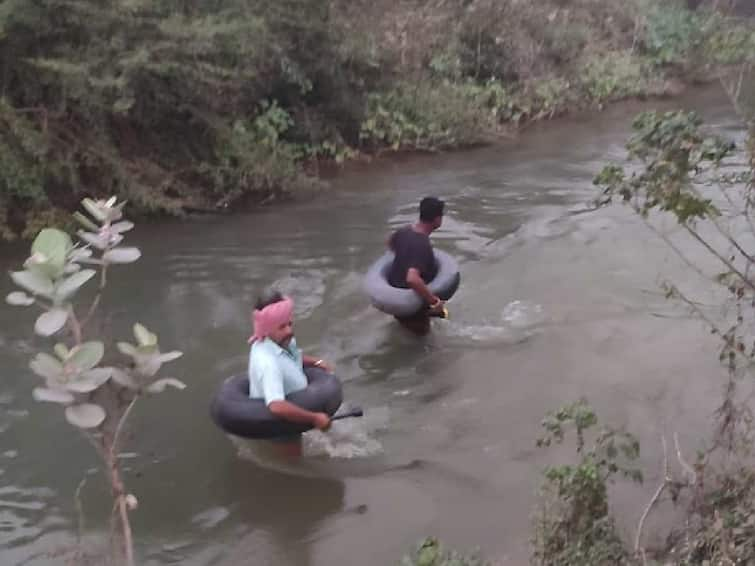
left=249, top=350, right=286, bottom=405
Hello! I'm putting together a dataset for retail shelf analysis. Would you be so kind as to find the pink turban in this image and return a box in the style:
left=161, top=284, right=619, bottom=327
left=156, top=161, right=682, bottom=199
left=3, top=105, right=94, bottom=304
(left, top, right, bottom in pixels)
left=249, top=296, right=294, bottom=344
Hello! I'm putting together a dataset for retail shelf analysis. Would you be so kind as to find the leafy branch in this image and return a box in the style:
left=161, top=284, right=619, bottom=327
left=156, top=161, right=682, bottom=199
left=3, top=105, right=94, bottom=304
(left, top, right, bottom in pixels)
left=5, top=197, right=186, bottom=565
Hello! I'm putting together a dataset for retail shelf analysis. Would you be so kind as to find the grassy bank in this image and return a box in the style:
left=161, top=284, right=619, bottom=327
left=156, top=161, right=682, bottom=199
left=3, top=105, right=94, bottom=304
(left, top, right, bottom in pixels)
left=0, top=0, right=754, bottom=239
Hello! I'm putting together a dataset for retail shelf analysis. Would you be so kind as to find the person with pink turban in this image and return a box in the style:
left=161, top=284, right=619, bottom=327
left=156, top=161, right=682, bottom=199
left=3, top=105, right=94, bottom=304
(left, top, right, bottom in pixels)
left=248, top=290, right=333, bottom=458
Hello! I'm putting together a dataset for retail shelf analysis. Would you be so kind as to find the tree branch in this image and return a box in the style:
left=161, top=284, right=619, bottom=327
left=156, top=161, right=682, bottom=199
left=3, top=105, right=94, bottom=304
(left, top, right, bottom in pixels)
left=67, top=305, right=83, bottom=345
left=674, top=433, right=697, bottom=485
left=74, top=473, right=89, bottom=545
left=81, top=264, right=108, bottom=328
left=687, top=183, right=755, bottom=265
left=638, top=214, right=717, bottom=285
left=635, top=435, right=670, bottom=562
left=111, top=395, right=138, bottom=462
left=684, top=225, right=755, bottom=293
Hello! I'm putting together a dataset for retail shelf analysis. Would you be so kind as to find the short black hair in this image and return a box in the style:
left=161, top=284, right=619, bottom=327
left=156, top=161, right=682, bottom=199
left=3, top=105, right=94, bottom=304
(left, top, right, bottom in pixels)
left=419, top=197, right=445, bottom=222
left=255, top=289, right=284, bottom=311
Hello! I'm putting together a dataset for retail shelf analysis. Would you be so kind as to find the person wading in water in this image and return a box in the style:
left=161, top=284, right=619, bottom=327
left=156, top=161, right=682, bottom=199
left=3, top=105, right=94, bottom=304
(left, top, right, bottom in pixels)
left=386, top=197, right=447, bottom=336
left=247, top=290, right=333, bottom=458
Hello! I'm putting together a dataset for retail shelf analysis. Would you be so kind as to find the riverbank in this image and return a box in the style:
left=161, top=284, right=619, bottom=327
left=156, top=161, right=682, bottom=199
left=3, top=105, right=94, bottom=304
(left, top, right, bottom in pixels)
left=0, top=0, right=753, bottom=239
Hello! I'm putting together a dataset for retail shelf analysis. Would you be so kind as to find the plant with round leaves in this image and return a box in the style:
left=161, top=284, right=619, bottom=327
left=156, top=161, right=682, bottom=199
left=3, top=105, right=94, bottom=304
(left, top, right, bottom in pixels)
left=113, top=323, right=186, bottom=393
left=4, top=196, right=184, bottom=566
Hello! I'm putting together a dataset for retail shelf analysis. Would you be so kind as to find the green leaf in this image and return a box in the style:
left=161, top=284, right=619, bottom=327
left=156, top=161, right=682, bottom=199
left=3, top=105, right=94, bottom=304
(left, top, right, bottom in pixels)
left=135, top=353, right=162, bottom=377
left=32, top=387, right=74, bottom=404
left=34, top=308, right=69, bottom=336
left=55, top=269, right=96, bottom=299
left=133, top=323, right=157, bottom=347
left=110, top=221, right=134, bottom=234
left=31, top=228, right=72, bottom=277
left=73, top=211, right=100, bottom=232
left=81, top=198, right=107, bottom=223
left=157, top=351, right=183, bottom=364
left=117, top=342, right=137, bottom=357
left=103, top=247, right=141, bottom=264
left=69, top=247, right=94, bottom=262
left=67, top=342, right=104, bottom=372
left=146, top=378, right=187, bottom=393
left=66, top=368, right=112, bottom=392
left=77, top=231, right=108, bottom=250
left=29, top=353, right=63, bottom=379
left=6, top=291, right=34, bottom=306
left=10, top=270, right=54, bottom=297
left=111, top=368, right=138, bottom=389
left=54, top=343, right=69, bottom=359
left=65, top=403, right=106, bottom=429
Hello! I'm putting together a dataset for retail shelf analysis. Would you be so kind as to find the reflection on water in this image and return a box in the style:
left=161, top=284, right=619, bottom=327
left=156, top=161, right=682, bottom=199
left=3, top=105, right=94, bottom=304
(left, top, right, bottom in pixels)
left=0, top=83, right=750, bottom=565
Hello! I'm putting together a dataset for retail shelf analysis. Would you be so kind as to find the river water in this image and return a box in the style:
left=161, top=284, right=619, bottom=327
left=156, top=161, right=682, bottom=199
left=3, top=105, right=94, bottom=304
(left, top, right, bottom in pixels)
left=0, top=84, right=751, bottom=565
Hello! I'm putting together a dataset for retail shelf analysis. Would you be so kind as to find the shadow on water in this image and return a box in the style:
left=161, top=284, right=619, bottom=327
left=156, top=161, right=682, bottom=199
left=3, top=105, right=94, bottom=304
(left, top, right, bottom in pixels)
left=139, top=450, right=347, bottom=566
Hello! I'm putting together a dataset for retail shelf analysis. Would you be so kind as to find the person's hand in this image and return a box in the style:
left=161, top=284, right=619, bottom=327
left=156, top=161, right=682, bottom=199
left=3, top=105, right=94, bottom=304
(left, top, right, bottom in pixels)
left=428, top=298, right=446, bottom=316
left=313, top=359, right=333, bottom=373
left=312, top=412, right=331, bottom=431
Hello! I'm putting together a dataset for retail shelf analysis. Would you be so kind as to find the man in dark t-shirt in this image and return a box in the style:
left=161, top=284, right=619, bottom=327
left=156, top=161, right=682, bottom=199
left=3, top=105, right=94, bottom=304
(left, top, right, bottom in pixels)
left=386, top=197, right=446, bottom=335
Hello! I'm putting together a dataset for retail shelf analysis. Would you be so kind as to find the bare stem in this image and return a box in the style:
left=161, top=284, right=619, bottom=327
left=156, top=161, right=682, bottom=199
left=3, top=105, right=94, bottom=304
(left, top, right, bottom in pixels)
left=81, top=263, right=108, bottom=328
left=674, top=433, right=698, bottom=485
left=684, top=225, right=755, bottom=293
left=720, top=60, right=754, bottom=119
left=105, top=447, right=135, bottom=566
left=638, top=215, right=715, bottom=285
left=108, top=497, right=120, bottom=562
left=117, top=492, right=135, bottom=566
left=671, top=286, right=723, bottom=329
left=67, top=305, right=83, bottom=345
left=74, top=474, right=89, bottom=544
left=711, top=176, right=755, bottom=249
left=701, top=208, right=755, bottom=265
left=635, top=435, right=670, bottom=561
left=103, top=394, right=139, bottom=566
left=111, top=395, right=138, bottom=462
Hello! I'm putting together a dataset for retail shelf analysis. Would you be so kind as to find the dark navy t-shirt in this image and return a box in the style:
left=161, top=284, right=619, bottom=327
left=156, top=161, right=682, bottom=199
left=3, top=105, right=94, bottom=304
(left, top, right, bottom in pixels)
left=387, top=226, right=438, bottom=288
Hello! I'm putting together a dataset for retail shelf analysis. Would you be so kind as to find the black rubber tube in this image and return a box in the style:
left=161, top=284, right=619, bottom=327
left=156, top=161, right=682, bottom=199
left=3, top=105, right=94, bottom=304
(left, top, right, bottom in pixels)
left=210, top=367, right=343, bottom=439
left=363, top=249, right=461, bottom=317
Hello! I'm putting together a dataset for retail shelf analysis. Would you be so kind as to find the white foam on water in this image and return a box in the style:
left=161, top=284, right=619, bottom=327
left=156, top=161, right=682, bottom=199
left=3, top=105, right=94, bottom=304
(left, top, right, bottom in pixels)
left=304, top=406, right=389, bottom=459
left=501, top=300, right=546, bottom=329
left=439, top=300, right=547, bottom=346
left=226, top=407, right=389, bottom=477
left=191, top=506, right=231, bottom=530
left=445, top=323, right=527, bottom=343
left=304, top=428, right=383, bottom=459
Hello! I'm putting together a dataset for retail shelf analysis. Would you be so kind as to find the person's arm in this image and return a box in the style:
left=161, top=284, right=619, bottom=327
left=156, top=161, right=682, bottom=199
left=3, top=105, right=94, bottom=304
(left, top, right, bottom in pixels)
left=406, top=267, right=442, bottom=307
left=303, top=355, right=332, bottom=373
left=268, top=401, right=331, bottom=430
left=259, top=357, right=330, bottom=430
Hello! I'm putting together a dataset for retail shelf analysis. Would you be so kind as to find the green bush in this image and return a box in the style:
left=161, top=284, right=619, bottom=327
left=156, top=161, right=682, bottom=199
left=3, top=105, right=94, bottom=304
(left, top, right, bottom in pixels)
left=0, top=0, right=752, bottom=238
left=359, top=82, right=493, bottom=151
left=532, top=400, right=641, bottom=566
left=641, top=3, right=707, bottom=67
left=580, top=52, right=647, bottom=104
left=198, top=100, right=313, bottom=205
left=400, top=537, right=488, bottom=566
left=702, top=15, right=755, bottom=65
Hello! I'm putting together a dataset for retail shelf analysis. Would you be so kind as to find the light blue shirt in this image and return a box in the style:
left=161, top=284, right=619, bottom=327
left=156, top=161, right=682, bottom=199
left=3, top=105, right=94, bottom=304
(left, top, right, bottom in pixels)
left=248, top=337, right=308, bottom=405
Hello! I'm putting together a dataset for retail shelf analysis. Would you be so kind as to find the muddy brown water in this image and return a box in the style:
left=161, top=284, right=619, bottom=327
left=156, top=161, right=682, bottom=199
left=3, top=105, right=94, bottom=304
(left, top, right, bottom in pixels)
left=0, top=84, right=750, bottom=565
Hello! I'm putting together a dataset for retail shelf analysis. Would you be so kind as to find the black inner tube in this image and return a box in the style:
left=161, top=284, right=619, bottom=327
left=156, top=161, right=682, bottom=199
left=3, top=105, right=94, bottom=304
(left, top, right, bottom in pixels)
left=210, top=367, right=343, bottom=439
